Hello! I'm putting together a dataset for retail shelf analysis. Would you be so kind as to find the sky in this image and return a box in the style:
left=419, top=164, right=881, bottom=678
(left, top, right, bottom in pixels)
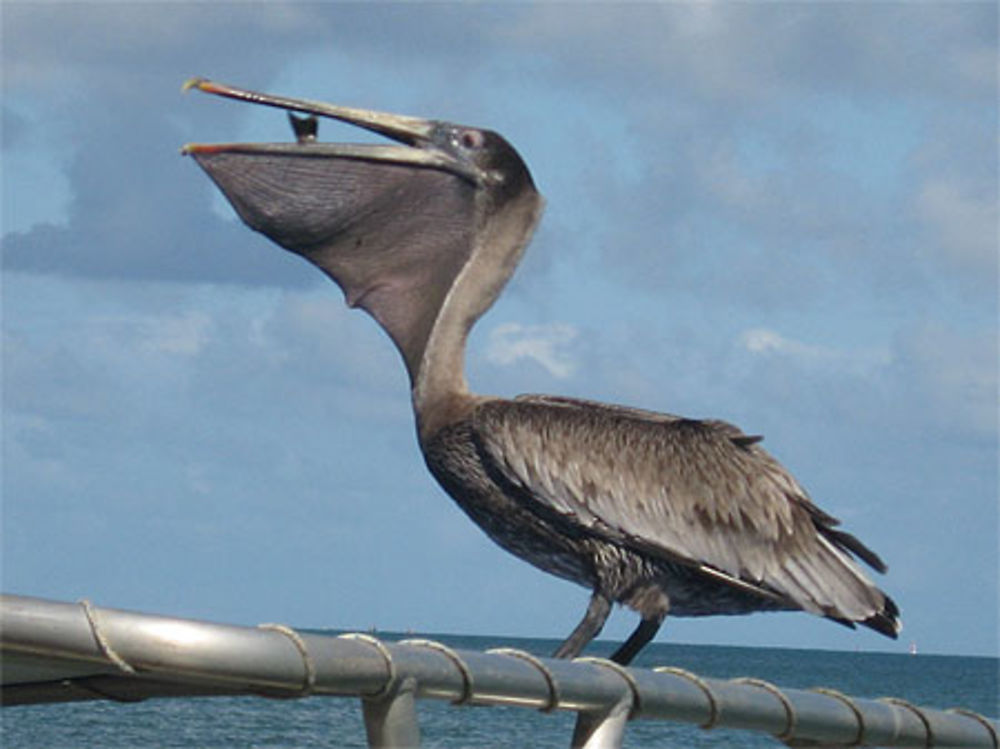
left=2, top=2, right=997, bottom=660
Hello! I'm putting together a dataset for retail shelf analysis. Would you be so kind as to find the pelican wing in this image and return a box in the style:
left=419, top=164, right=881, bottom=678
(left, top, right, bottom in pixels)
left=472, top=395, right=896, bottom=628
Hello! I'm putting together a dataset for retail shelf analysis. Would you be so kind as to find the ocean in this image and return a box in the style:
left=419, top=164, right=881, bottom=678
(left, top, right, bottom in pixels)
left=3, top=633, right=996, bottom=748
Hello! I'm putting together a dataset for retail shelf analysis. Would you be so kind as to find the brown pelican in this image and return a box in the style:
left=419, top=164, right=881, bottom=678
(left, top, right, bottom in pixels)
left=182, top=79, right=900, bottom=664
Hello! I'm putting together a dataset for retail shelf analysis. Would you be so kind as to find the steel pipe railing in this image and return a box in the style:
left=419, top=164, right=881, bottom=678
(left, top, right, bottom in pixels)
left=2, top=594, right=996, bottom=748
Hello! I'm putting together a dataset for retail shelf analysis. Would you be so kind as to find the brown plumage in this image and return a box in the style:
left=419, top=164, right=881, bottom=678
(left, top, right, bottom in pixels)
left=184, top=79, right=900, bottom=664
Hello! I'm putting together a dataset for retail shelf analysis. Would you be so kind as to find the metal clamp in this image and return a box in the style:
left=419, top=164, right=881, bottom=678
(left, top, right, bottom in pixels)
left=733, top=677, right=797, bottom=741
left=812, top=687, right=866, bottom=746
left=338, top=632, right=398, bottom=699
left=575, top=657, right=641, bottom=719
left=486, top=647, right=561, bottom=712
left=78, top=599, right=135, bottom=675
left=949, top=708, right=999, bottom=749
left=881, top=696, right=934, bottom=748
left=258, top=623, right=316, bottom=697
left=400, top=638, right=475, bottom=704
left=654, top=665, right=719, bottom=729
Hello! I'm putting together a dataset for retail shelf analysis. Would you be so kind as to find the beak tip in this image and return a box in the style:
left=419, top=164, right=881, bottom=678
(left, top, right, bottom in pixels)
left=180, top=143, right=214, bottom=157
left=181, top=77, right=207, bottom=94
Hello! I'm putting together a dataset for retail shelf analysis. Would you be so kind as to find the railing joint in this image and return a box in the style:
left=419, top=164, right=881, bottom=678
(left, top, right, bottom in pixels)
left=880, top=696, right=934, bottom=748
left=337, top=632, right=398, bottom=699
left=732, top=676, right=797, bottom=741
left=574, top=657, right=641, bottom=718
left=949, top=708, right=999, bottom=749
left=811, top=686, right=867, bottom=747
left=486, top=647, right=561, bottom=712
left=653, top=665, right=720, bottom=729
left=257, top=623, right=316, bottom=698
left=399, top=638, right=475, bottom=705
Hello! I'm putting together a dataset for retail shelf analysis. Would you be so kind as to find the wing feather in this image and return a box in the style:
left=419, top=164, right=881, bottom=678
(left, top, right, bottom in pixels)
left=472, top=396, right=893, bottom=624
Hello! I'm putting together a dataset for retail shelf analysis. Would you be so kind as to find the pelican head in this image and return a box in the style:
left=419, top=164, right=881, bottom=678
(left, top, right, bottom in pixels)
left=183, top=79, right=543, bottom=394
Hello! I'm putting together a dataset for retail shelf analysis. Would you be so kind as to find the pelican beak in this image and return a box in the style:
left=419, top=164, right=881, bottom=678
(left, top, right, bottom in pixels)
left=181, top=78, right=477, bottom=182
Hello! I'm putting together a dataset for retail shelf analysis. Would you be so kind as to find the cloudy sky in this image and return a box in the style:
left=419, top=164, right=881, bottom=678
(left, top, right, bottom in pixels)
left=3, top=3, right=997, bottom=659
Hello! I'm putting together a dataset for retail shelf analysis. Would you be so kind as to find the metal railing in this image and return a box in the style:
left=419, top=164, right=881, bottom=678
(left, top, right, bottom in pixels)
left=1, top=594, right=996, bottom=748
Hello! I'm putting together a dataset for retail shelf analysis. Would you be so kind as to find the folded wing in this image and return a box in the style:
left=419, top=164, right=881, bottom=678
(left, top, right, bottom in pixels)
left=471, top=395, right=899, bottom=634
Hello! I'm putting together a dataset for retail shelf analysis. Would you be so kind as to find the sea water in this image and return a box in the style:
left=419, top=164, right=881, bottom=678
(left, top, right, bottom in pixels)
left=3, top=633, right=996, bottom=748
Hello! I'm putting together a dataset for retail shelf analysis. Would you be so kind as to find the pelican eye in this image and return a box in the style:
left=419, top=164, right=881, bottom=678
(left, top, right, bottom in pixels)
left=458, top=129, right=486, bottom=150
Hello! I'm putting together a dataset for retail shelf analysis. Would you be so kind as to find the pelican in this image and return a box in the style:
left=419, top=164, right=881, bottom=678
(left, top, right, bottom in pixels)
left=183, top=79, right=900, bottom=664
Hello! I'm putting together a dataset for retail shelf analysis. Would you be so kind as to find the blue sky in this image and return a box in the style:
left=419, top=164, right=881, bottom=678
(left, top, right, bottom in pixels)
left=3, top=3, right=997, bottom=658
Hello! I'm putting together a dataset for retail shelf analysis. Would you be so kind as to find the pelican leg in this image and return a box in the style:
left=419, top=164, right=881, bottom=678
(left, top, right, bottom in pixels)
left=553, top=592, right=612, bottom=659
left=609, top=614, right=665, bottom=665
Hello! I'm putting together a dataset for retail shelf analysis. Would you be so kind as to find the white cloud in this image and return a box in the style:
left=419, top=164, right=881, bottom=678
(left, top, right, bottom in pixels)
left=740, top=327, right=889, bottom=376
left=485, top=322, right=579, bottom=379
left=738, top=325, right=997, bottom=441
left=742, top=328, right=804, bottom=355
left=140, top=311, right=213, bottom=357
